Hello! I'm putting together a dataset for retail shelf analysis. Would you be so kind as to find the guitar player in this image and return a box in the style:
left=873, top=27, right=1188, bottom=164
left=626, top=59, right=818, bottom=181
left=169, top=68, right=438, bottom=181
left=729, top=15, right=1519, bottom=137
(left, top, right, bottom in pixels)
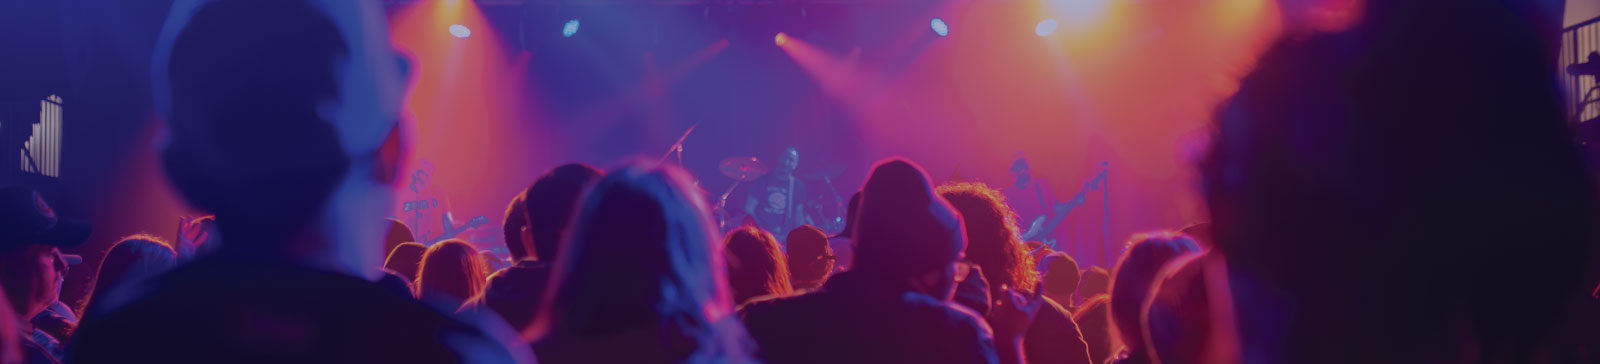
left=1006, top=156, right=1065, bottom=248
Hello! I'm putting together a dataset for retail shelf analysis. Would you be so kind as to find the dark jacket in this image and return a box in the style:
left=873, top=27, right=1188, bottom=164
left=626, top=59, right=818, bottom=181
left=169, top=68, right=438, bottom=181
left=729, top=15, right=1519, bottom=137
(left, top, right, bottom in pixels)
left=738, top=271, right=999, bottom=364
left=69, top=255, right=528, bottom=363
left=468, top=259, right=552, bottom=333
left=1022, top=296, right=1094, bottom=364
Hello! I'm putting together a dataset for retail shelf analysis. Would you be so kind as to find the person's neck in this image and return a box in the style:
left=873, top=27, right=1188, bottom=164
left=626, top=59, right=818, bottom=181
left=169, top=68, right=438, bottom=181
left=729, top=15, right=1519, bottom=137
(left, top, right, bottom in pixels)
left=217, top=215, right=378, bottom=280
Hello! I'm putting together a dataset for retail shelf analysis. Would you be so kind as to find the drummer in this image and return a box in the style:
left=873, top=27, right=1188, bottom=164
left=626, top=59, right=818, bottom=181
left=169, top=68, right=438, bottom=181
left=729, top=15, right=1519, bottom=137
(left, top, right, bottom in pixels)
left=740, top=147, right=811, bottom=244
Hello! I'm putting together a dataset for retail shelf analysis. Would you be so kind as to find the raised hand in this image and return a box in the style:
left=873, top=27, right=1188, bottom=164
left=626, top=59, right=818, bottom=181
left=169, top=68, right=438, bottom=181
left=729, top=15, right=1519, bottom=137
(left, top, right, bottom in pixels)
left=175, top=216, right=209, bottom=260
left=988, top=282, right=1046, bottom=344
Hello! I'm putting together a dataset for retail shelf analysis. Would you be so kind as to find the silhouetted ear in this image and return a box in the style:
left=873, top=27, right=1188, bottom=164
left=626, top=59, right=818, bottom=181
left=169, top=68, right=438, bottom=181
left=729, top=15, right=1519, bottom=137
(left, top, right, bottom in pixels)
left=374, top=123, right=405, bottom=185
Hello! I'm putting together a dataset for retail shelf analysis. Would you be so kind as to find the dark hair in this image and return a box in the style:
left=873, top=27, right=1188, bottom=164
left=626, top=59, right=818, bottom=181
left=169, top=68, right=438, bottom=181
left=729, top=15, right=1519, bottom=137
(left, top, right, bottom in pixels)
left=534, top=162, right=753, bottom=362
left=937, top=182, right=1036, bottom=293
left=523, top=164, right=604, bottom=262
left=160, top=0, right=354, bottom=244
left=1041, top=252, right=1080, bottom=299
left=383, top=242, right=427, bottom=284
left=1108, top=231, right=1199, bottom=352
left=81, top=235, right=178, bottom=316
left=416, top=240, right=490, bottom=304
left=502, top=194, right=529, bottom=260
left=1078, top=267, right=1109, bottom=298
left=1200, top=2, right=1600, bottom=361
left=724, top=227, right=793, bottom=304
left=834, top=192, right=862, bottom=239
left=784, top=225, right=833, bottom=291
left=382, top=218, right=415, bottom=263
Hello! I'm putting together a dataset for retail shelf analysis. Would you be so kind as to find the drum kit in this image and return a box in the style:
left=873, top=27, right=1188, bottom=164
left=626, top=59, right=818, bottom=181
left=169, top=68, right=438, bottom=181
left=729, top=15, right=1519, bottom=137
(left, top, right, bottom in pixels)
left=713, top=156, right=847, bottom=232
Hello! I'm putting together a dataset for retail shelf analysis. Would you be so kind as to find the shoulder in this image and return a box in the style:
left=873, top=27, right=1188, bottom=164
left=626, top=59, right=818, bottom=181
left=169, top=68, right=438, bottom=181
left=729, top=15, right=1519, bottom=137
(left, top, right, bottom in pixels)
left=897, top=291, right=994, bottom=337
left=72, top=261, right=532, bottom=363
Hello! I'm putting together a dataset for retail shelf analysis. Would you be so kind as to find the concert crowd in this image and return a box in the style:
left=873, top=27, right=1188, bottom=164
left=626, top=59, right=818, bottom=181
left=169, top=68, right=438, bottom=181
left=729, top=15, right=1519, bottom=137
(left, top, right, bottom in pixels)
left=1, top=0, right=1598, bottom=363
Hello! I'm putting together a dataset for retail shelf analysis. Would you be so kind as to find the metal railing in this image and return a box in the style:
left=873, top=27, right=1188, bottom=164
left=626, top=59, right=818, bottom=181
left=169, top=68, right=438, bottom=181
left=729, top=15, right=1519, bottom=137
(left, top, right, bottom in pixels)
left=1562, top=16, right=1600, bottom=123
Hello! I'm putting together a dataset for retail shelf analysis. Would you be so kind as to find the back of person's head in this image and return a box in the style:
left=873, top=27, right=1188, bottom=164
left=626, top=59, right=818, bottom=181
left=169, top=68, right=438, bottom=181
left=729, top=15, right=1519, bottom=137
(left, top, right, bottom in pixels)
left=383, top=218, right=415, bottom=263
left=784, top=225, right=833, bottom=291
left=502, top=193, right=529, bottom=260
left=533, top=162, right=753, bottom=362
left=1040, top=252, right=1080, bottom=303
left=415, top=240, right=489, bottom=304
left=1109, top=231, right=1200, bottom=352
left=852, top=159, right=966, bottom=283
left=524, top=163, right=605, bottom=262
left=936, top=182, right=1035, bottom=294
left=723, top=227, right=792, bottom=305
left=154, top=0, right=406, bottom=275
left=1201, top=1, right=1598, bottom=361
left=1145, top=253, right=1217, bottom=364
left=1073, top=294, right=1113, bottom=364
left=82, top=235, right=178, bottom=316
left=1079, top=267, right=1109, bottom=298
left=383, top=242, right=426, bottom=283
left=836, top=192, right=862, bottom=239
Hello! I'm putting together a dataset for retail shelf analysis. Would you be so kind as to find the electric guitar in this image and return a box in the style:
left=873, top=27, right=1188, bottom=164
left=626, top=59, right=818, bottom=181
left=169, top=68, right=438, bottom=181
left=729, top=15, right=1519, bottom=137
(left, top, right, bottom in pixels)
left=1018, top=168, right=1107, bottom=249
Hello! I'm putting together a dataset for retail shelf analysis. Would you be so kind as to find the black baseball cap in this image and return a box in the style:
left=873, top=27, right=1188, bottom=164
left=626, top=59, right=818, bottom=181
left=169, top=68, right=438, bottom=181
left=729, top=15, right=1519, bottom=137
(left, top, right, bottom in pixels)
left=0, top=187, right=91, bottom=250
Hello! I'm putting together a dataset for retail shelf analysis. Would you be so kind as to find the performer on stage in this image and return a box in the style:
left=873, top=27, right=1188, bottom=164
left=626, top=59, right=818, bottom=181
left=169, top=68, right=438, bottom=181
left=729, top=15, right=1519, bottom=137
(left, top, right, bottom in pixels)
left=741, top=147, right=810, bottom=242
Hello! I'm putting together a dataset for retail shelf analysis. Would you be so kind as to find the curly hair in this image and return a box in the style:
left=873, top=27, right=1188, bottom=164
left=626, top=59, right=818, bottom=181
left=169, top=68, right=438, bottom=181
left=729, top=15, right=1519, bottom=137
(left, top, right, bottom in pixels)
left=936, top=182, right=1037, bottom=293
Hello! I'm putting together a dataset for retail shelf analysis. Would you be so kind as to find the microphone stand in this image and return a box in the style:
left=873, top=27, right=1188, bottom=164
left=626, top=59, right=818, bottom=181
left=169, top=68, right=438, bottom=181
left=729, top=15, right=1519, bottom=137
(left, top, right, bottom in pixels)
left=659, top=124, right=697, bottom=166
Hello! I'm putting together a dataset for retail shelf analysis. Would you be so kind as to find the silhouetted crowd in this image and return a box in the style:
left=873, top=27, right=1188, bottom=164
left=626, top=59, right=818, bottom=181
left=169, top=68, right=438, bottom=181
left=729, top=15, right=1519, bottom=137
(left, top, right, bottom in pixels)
left=0, top=0, right=1596, bottom=363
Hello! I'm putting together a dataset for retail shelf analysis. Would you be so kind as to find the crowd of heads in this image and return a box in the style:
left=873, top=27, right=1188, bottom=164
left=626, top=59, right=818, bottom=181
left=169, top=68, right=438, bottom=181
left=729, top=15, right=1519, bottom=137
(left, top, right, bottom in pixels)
left=0, top=0, right=1594, bottom=363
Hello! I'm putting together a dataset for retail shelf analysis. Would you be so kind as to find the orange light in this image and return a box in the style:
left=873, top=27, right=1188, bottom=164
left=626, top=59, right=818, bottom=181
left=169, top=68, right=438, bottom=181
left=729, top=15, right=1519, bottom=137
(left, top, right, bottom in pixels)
left=774, top=32, right=788, bottom=47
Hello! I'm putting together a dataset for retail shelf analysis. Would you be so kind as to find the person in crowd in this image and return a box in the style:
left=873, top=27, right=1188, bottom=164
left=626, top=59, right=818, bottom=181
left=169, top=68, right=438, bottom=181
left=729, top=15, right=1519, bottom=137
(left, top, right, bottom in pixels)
left=66, top=1, right=530, bottom=362
left=1143, top=253, right=1217, bottom=364
left=1039, top=252, right=1080, bottom=311
left=740, top=158, right=1044, bottom=364
left=465, top=163, right=603, bottom=336
left=0, top=188, right=88, bottom=364
left=501, top=193, right=530, bottom=261
left=529, top=162, right=756, bottom=363
left=939, top=181, right=1092, bottom=364
left=1071, top=294, right=1111, bottom=364
left=724, top=227, right=793, bottom=306
left=784, top=225, right=834, bottom=291
left=1197, top=1, right=1597, bottom=362
left=376, top=268, right=416, bottom=299
left=825, top=192, right=861, bottom=273
left=385, top=242, right=427, bottom=283
left=1104, top=232, right=1200, bottom=364
left=1078, top=267, right=1109, bottom=299
left=416, top=240, right=490, bottom=309
left=77, top=236, right=177, bottom=318
left=30, top=253, right=81, bottom=352
left=383, top=218, right=415, bottom=264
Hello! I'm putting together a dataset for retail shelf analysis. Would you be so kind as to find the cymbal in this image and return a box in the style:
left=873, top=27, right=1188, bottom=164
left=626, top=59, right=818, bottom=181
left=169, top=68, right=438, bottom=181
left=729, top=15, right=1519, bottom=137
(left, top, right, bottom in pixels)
left=719, top=156, right=768, bottom=182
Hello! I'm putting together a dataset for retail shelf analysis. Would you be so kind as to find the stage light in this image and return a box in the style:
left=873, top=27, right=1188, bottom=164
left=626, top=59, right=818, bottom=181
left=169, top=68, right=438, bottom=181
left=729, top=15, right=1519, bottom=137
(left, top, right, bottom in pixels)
left=563, top=19, right=580, bottom=38
left=449, top=24, right=471, bottom=38
left=930, top=18, right=949, bottom=37
left=1035, top=19, right=1058, bottom=36
left=775, top=32, right=788, bottom=47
